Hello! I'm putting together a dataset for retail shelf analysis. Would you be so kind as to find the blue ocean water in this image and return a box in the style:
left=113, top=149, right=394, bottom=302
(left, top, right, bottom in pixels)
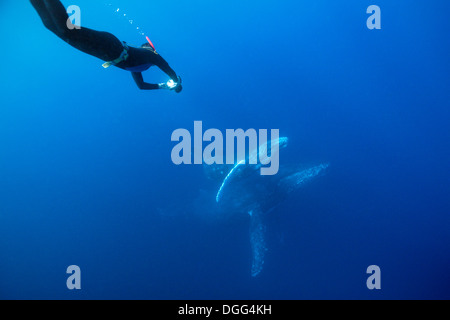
left=0, top=0, right=449, bottom=300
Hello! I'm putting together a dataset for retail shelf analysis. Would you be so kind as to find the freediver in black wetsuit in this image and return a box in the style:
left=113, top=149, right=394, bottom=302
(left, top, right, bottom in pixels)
left=30, top=0, right=182, bottom=92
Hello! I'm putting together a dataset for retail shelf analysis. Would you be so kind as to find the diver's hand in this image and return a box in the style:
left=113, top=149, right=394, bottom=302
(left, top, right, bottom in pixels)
left=159, top=77, right=182, bottom=92
left=158, top=82, right=171, bottom=90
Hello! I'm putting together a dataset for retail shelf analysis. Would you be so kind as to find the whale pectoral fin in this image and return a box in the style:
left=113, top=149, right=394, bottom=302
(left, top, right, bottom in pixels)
left=249, top=209, right=267, bottom=277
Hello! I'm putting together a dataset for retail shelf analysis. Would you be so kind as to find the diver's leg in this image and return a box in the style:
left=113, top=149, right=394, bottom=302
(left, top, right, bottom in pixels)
left=59, top=27, right=124, bottom=61
left=42, top=0, right=75, bottom=34
left=42, top=0, right=124, bottom=61
left=30, top=0, right=58, bottom=33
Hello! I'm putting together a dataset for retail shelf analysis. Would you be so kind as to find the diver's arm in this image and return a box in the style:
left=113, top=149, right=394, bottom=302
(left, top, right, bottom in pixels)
left=151, top=53, right=179, bottom=82
left=131, top=72, right=160, bottom=90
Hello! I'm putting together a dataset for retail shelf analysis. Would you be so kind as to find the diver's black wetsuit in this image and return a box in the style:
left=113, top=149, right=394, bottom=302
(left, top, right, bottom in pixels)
left=30, top=0, right=180, bottom=90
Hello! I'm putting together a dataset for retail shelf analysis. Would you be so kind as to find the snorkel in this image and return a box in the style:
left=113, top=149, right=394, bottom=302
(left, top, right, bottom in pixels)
left=146, top=36, right=156, bottom=52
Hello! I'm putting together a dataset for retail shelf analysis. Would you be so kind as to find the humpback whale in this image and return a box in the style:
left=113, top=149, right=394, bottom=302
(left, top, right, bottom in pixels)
left=210, top=137, right=328, bottom=277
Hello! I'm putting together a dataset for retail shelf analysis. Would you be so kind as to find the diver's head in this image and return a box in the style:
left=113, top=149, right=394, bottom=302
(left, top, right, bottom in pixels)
left=174, top=76, right=183, bottom=93
left=141, top=43, right=156, bottom=53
